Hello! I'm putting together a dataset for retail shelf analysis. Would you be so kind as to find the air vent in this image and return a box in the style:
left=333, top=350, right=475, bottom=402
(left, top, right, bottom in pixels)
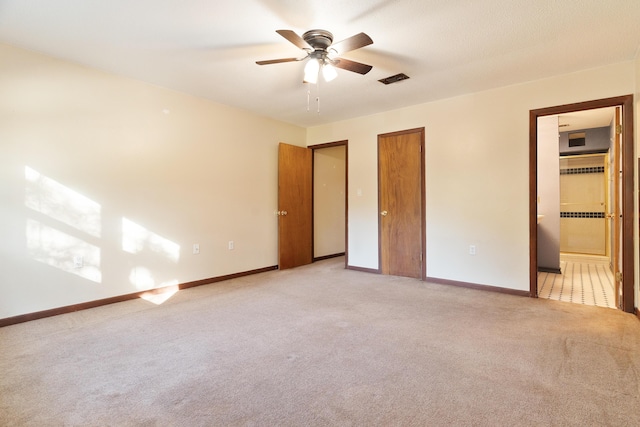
left=568, top=131, right=586, bottom=147
left=378, top=73, right=410, bottom=85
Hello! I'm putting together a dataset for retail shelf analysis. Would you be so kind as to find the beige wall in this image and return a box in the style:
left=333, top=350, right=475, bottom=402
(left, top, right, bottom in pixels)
left=1, top=41, right=638, bottom=319
left=0, top=43, right=305, bottom=318
left=308, top=61, right=636, bottom=291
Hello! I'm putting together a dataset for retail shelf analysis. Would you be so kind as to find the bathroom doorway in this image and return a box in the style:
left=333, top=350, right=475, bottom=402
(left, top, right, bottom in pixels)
left=529, top=95, right=634, bottom=313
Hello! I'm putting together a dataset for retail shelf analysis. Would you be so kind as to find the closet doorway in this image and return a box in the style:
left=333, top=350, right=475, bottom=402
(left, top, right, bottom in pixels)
left=310, top=141, right=347, bottom=265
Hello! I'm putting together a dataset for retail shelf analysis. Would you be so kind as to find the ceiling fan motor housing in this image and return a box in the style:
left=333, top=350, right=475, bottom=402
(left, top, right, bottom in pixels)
left=302, top=29, right=334, bottom=51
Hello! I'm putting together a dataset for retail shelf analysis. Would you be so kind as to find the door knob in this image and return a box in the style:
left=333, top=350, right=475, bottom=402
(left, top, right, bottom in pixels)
left=380, top=210, right=388, bottom=216
left=277, top=210, right=288, bottom=216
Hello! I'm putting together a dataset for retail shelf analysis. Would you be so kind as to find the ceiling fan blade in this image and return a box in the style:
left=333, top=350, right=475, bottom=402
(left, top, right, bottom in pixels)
left=333, top=58, right=373, bottom=75
left=276, top=29, right=311, bottom=50
left=331, top=32, right=373, bottom=55
left=256, top=57, right=302, bottom=65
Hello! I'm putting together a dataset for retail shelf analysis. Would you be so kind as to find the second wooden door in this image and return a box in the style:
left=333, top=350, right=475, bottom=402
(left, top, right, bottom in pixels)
left=378, top=128, right=425, bottom=279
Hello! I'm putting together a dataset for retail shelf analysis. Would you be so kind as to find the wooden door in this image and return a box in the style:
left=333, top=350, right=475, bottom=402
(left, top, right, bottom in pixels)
left=278, top=142, right=313, bottom=269
left=378, top=128, right=425, bottom=279
left=612, top=107, right=622, bottom=307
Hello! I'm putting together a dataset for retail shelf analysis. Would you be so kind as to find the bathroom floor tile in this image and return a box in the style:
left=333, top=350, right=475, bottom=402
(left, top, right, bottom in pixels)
left=537, top=254, right=615, bottom=309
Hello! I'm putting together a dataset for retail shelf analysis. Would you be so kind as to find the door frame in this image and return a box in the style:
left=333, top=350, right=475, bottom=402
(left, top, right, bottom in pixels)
left=309, top=140, right=348, bottom=268
left=529, top=95, right=634, bottom=313
left=377, top=127, right=426, bottom=280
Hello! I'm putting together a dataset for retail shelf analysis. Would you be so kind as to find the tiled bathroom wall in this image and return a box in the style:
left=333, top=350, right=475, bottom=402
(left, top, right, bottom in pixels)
left=559, top=155, right=607, bottom=255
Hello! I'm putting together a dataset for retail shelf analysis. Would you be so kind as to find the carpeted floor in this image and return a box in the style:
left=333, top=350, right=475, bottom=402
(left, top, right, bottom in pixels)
left=1, top=257, right=639, bottom=426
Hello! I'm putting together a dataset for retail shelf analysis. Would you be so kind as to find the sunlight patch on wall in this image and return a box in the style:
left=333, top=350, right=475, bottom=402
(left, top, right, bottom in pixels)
left=121, top=218, right=180, bottom=262
left=25, top=166, right=101, bottom=238
left=26, top=219, right=102, bottom=283
left=24, top=166, right=102, bottom=282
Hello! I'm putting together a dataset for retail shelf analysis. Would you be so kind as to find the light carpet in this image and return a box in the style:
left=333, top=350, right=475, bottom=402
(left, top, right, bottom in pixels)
left=1, top=257, right=639, bottom=426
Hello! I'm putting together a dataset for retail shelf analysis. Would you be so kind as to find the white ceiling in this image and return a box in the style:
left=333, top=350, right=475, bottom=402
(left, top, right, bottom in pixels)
left=558, top=107, right=615, bottom=132
left=1, top=0, right=639, bottom=128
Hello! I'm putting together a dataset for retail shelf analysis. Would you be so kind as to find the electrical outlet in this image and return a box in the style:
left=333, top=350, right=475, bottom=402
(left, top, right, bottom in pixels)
left=73, top=255, right=83, bottom=268
left=228, top=241, right=234, bottom=250
left=469, top=245, right=476, bottom=255
left=193, top=243, right=200, bottom=254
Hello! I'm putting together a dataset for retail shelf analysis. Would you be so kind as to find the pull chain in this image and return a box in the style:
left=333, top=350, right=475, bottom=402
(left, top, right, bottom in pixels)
left=316, top=78, right=320, bottom=114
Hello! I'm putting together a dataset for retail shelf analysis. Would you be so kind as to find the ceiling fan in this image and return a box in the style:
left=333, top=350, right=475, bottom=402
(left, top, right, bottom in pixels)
left=256, top=29, right=373, bottom=84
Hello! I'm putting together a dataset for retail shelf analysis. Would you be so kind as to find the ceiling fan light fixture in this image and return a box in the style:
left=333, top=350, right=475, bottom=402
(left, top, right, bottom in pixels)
left=322, top=62, right=337, bottom=82
left=303, top=58, right=320, bottom=84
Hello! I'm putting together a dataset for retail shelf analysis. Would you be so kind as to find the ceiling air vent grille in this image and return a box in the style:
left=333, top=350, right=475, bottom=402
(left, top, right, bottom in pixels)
left=378, top=73, right=410, bottom=85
